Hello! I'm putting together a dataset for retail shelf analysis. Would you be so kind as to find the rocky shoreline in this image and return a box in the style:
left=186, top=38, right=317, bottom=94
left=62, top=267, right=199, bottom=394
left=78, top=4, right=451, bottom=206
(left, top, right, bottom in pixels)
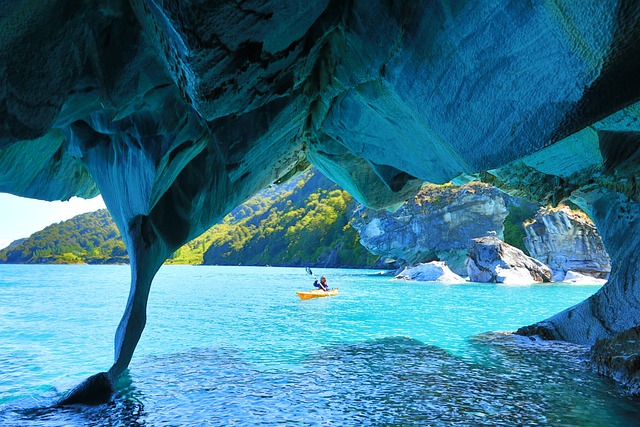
left=590, top=326, right=640, bottom=395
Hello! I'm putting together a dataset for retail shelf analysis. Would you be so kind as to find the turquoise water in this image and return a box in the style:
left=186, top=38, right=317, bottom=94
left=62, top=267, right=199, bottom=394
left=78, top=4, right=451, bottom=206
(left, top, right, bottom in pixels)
left=1, top=265, right=639, bottom=426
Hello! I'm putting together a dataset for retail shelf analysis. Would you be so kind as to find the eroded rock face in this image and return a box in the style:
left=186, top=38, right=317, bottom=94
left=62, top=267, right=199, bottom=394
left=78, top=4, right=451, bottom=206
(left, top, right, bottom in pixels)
left=1, top=0, right=640, bottom=400
left=351, top=183, right=508, bottom=275
left=524, top=207, right=611, bottom=281
left=516, top=186, right=640, bottom=345
left=466, top=235, right=553, bottom=285
left=590, top=326, right=640, bottom=396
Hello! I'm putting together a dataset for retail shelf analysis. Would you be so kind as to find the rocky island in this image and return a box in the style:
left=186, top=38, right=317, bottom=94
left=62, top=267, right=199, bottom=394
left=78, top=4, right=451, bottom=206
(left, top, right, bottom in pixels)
left=351, top=182, right=510, bottom=275
left=466, top=234, right=553, bottom=285
left=1, top=1, right=639, bottom=400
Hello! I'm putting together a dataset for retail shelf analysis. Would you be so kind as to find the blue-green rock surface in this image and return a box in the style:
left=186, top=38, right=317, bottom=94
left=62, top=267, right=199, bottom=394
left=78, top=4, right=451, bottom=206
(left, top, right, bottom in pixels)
left=1, top=0, right=639, bottom=400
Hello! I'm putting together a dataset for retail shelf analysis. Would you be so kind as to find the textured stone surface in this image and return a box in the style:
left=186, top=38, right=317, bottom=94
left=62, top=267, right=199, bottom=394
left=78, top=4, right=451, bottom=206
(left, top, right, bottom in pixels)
left=524, top=206, right=611, bottom=280
left=1, top=0, right=640, bottom=400
left=516, top=188, right=640, bottom=345
left=394, top=261, right=465, bottom=283
left=351, top=183, right=508, bottom=275
left=590, top=326, right=640, bottom=396
left=466, top=235, right=553, bottom=284
left=56, top=372, right=114, bottom=406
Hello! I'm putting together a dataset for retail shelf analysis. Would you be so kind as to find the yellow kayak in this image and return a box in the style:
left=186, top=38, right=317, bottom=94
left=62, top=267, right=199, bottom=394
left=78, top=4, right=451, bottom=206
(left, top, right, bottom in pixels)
left=296, top=288, right=339, bottom=300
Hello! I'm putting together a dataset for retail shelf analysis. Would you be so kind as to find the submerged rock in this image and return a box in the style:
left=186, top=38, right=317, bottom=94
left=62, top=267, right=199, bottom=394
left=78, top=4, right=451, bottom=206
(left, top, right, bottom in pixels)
left=466, top=235, right=552, bottom=285
left=394, top=261, right=465, bottom=283
left=524, top=206, right=611, bottom=281
left=56, top=372, right=114, bottom=406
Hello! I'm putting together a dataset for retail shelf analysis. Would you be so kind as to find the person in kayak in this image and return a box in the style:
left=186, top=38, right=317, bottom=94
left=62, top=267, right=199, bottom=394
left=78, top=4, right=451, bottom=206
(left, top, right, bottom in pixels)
left=313, top=276, right=329, bottom=291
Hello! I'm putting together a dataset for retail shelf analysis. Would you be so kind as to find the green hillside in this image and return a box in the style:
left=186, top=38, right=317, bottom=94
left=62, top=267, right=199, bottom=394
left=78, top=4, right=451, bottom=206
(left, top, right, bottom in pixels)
left=0, top=168, right=547, bottom=267
left=199, top=169, right=377, bottom=267
left=0, top=169, right=379, bottom=267
left=0, top=209, right=127, bottom=264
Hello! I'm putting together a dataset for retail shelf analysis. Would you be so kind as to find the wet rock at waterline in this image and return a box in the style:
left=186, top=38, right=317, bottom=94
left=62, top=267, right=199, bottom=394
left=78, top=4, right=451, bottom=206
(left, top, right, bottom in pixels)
left=562, top=271, right=607, bottom=285
left=56, top=372, right=114, bottom=406
left=590, top=326, right=640, bottom=396
left=466, top=235, right=553, bottom=285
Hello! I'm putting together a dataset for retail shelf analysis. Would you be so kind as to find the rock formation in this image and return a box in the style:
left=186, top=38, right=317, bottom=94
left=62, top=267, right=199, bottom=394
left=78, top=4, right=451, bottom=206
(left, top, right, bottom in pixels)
left=524, top=206, right=611, bottom=281
left=1, top=1, right=640, bottom=401
left=466, top=235, right=553, bottom=285
left=394, top=261, right=465, bottom=283
left=351, top=182, right=508, bottom=274
left=590, top=326, right=640, bottom=396
left=562, top=271, right=607, bottom=286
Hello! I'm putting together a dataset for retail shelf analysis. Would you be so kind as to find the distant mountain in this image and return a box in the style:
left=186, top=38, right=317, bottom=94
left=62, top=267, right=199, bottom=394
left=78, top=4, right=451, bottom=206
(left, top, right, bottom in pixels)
left=2, top=169, right=574, bottom=271
left=0, top=209, right=127, bottom=264
left=0, top=169, right=379, bottom=267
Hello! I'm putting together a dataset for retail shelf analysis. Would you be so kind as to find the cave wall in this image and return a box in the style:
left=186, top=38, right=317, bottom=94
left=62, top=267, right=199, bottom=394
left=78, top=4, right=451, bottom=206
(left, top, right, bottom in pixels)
left=1, top=0, right=640, bottom=399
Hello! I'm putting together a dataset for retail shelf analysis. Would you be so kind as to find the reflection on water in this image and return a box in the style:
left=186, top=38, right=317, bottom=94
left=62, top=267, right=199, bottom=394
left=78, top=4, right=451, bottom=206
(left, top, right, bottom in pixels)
left=3, top=335, right=640, bottom=426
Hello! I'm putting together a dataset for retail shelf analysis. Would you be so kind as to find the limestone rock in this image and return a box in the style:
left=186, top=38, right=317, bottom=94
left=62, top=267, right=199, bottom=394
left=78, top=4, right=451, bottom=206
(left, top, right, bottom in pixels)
left=590, top=326, right=640, bottom=396
left=466, top=235, right=552, bottom=284
left=524, top=206, right=611, bottom=280
left=394, top=261, right=465, bottom=283
left=562, top=271, right=607, bottom=286
left=516, top=187, right=640, bottom=345
left=351, top=182, right=508, bottom=275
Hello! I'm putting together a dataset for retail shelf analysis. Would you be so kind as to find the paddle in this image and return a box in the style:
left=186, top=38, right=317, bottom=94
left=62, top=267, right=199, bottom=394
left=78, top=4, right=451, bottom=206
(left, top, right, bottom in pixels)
left=305, top=266, right=317, bottom=282
left=306, top=267, right=329, bottom=292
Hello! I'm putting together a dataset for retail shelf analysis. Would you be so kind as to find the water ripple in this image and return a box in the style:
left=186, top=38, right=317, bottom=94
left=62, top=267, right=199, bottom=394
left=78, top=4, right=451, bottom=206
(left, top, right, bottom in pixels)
left=1, top=266, right=639, bottom=426
left=4, top=335, right=640, bottom=426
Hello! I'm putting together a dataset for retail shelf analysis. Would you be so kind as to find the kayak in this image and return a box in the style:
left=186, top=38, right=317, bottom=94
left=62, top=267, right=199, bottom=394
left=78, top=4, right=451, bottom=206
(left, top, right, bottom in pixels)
left=296, top=288, right=339, bottom=300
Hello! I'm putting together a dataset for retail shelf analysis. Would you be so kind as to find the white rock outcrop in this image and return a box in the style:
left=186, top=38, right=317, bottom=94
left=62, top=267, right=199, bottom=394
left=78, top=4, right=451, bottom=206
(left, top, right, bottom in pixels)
left=466, top=235, right=553, bottom=284
left=394, top=261, right=465, bottom=283
left=562, top=271, right=607, bottom=285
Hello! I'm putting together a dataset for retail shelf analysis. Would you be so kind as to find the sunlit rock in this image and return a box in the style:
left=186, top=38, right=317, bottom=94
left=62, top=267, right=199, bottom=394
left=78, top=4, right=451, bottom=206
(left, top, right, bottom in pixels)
left=394, top=261, right=464, bottom=283
left=517, top=184, right=640, bottom=345
left=524, top=206, right=610, bottom=281
left=351, top=183, right=508, bottom=275
left=562, top=271, right=607, bottom=286
left=466, top=235, right=553, bottom=284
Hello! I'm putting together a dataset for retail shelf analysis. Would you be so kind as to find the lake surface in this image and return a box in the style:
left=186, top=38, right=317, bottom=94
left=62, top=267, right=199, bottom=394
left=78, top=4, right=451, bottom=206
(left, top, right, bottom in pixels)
left=1, top=264, right=639, bottom=426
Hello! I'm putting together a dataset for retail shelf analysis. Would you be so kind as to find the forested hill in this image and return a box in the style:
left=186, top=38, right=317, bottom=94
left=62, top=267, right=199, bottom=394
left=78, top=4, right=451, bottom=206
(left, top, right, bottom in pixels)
left=0, top=169, right=379, bottom=267
left=199, top=169, right=377, bottom=267
left=0, top=209, right=127, bottom=264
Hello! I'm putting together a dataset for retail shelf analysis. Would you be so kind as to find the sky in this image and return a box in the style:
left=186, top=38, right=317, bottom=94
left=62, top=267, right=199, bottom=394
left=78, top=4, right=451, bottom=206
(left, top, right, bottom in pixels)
left=0, top=193, right=106, bottom=249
